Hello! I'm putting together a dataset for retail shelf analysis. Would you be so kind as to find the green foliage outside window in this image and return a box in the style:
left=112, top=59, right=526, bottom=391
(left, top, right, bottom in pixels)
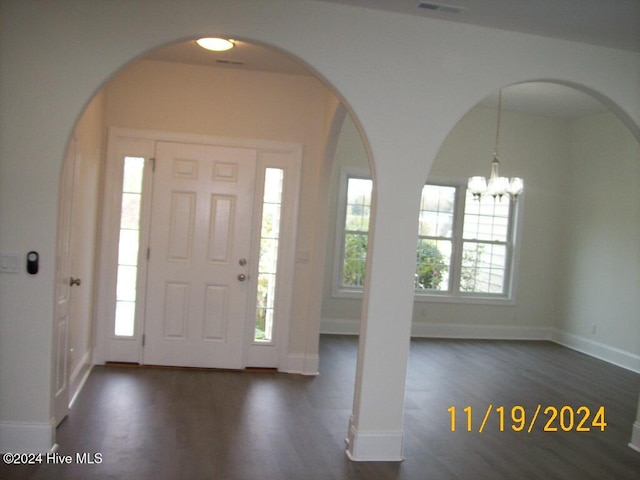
left=415, top=241, right=448, bottom=290
left=342, top=234, right=368, bottom=287
left=343, top=234, right=449, bottom=290
left=460, top=244, right=485, bottom=292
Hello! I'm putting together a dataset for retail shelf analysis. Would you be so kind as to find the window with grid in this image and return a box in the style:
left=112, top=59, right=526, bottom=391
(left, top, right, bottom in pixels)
left=460, top=190, right=512, bottom=294
left=341, top=177, right=372, bottom=289
left=415, top=185, right=455, bottom=292
left=335, top=175, right=519, bottom=300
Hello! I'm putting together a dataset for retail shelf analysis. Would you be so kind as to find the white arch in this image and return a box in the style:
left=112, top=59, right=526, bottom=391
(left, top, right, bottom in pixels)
left=1, top=0, right=639, bottom=457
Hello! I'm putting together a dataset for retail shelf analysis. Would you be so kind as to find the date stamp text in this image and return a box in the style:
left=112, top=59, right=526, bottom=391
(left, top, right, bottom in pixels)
left=448, top=405, right=607, bottom=433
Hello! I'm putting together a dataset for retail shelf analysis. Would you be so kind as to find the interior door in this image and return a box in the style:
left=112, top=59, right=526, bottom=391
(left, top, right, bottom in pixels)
left=143, top=141, right=257, bottom=368
left=52, top=137, right=77, bottom=424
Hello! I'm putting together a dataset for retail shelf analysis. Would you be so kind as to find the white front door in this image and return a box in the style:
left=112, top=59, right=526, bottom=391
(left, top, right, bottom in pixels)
left=142, top=141, right=257, bottom=368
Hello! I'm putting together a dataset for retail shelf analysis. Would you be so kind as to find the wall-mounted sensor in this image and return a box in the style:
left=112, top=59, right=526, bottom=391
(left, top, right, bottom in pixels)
left=26, top=251, right=39, bottom=275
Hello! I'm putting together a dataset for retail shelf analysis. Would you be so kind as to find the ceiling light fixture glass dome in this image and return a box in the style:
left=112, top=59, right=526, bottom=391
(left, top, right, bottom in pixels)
left=196, top=38, right=235, bottom=52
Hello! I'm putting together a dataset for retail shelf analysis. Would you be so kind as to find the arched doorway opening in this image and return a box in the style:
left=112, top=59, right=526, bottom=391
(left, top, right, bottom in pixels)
left=320, top=81, right=639, bottom=357
left=318, top=80, right=640, bottom=460
left=53, top=36, right=372, bottom=426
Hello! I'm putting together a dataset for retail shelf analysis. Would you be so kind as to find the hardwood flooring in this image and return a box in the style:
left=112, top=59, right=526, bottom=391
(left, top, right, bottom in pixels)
left=2, top=335, right=639, bottom=479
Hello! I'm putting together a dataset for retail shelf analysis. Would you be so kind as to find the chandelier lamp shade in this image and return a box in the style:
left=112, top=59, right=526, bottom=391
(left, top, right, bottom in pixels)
left=468, top=90, right=524, bottom=201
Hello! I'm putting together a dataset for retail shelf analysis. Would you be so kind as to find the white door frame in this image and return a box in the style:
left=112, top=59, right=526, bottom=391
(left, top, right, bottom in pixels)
left=94, top=127, right=301, bottom=370
left=52, top=135, right=79, bottom=425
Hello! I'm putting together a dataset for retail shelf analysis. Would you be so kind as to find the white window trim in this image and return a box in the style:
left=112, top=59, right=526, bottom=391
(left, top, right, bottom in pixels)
left=331, top=173, right=524, bottom=305
left=331, top=166, right=372, bottom=299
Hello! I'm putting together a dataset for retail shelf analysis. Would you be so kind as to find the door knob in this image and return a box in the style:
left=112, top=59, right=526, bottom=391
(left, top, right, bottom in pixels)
left=69, top=277, right=82, bottom=287
left=237, top=273, right=247, bottom=282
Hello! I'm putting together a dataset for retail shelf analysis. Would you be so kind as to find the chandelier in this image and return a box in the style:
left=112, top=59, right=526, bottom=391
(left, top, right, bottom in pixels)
left=468, top=90, right=523, bottom=201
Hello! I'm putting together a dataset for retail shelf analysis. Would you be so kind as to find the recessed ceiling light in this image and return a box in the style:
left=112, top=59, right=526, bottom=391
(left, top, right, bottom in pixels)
left=195, top=38, right=235, bottom=52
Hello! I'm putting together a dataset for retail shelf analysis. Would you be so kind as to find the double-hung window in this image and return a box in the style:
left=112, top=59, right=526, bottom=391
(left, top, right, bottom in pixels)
left=415, top=185, right=456, bottom=292
left=340, top=177, right=373, bottom=290
left=336, top=174, right=520, bottom=301
left=459, top=190, right=513, bottom=295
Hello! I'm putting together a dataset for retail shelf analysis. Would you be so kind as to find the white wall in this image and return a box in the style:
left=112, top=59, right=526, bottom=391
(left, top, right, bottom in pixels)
left=559, top=112, right=640, bottom=356
left=104, top=59, right=335, bottom=359
left=424, top=107, right=572, bottom=332
left=1, top=0, right=639, bottom=456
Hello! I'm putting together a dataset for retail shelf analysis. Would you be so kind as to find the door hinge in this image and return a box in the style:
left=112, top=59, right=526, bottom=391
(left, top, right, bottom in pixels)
left=146, top=247, right=151, bottom=260
left=150, top=157, right=156, bottom=172
left=142, top=334, right=145, bottom=347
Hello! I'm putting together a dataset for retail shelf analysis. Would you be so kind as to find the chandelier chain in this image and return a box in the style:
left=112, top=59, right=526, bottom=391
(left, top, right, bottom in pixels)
left=467, top=88, right=523, bottom=201
left=494, top=90, right=502, bottom=158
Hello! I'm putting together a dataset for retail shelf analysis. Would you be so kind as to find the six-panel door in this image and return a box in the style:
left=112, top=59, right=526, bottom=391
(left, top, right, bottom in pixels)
left=143, top=141, right=257, bottom=368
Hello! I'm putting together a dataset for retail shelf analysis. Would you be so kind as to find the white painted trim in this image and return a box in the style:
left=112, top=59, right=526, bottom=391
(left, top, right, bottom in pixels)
left=411, top=323, right=551, bottom=340
left=331, top=167, right=372, bottom=299
left=245, top=147, right=302, bottom=370
left=281, top=353, right=319, bottom=376
left=69, top=350, right=91, bottom=387
left=95, top=132, right=156, bottom=364
left=69, top=362, right=94, bottom=409
left=321, top=318, right=360, bottom=335
left=303, top=354, right=320, bottom=376
left=321, top=321, right=640, bottom=374
left=549, top=329, right=640, bottom=374
left=98, top=128, right=303, bottom=369
left=630, top=420, right=640, bottom=453
left=0, top=420, right=55, bottom=453
left=346, top=422, right=404, bottom=462
left=321, top=318, right=551, bottom=340
left=107, top=127, right=303, bottom=154
left=331, top=173, right=524, bottom=304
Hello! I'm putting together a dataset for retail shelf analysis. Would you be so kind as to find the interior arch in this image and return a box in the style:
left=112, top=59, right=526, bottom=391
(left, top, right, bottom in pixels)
left=55, top=34, right=383, bottom=422
left=3, top=1, right=639, bottom=460
left=321, top=80, right=640, bottom=362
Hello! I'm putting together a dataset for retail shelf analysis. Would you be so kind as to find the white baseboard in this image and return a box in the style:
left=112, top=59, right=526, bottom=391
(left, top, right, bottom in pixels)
left=0, top=420, right=55, bottom=453
left=69, top=350, right=91, bottom=385
left=630, top=420, right=640, bottom=453
left=346, top=420, right=404, bottom=461
left=549, top=329, right=640, bottom=374
left=321, top=318, right=551, bottom=340
left=321, top=319, right=640, bottom=374
left=69, top=363, right=94, bottom=409
left=320, top=318, right=360, bottom=335
left=410, top=322, right=551, bottom=340
left=281, top=353, right=319, bottom=376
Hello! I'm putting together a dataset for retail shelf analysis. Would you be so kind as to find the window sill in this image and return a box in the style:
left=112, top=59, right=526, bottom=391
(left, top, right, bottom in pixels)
left=332, top=288, right=366, bottom=300
left=414, top=293, right=516, bottom=306
left=333, top=288, right=515, bottom=306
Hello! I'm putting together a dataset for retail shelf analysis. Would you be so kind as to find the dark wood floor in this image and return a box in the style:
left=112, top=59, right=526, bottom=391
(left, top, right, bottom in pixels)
left=3, top=335, right=640, bottom=479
